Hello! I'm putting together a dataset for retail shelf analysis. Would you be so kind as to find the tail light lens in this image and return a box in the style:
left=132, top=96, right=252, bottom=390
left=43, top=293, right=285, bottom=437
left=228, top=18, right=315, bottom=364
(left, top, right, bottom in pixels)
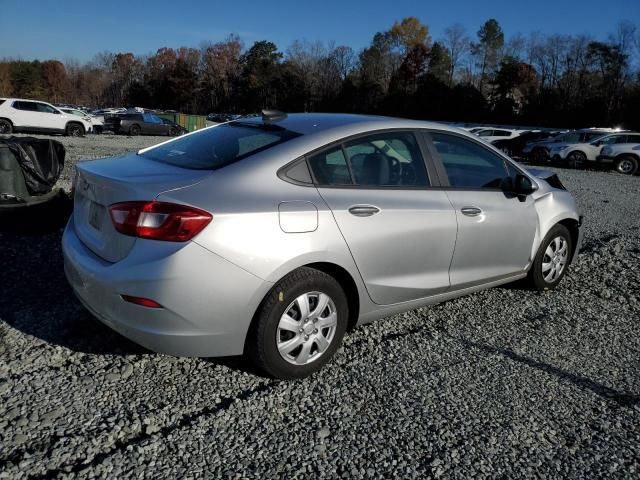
left=109, top=201, right=212, bottom=241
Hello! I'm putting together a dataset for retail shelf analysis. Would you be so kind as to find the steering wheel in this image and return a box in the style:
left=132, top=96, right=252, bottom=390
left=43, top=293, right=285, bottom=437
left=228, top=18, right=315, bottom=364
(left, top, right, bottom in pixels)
left=388, top=157, right=402, bottom=184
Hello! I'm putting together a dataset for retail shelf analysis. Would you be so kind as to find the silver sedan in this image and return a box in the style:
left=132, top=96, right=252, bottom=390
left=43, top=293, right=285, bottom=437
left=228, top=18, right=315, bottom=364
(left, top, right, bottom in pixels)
left=62, top=112, right=583, bottom=379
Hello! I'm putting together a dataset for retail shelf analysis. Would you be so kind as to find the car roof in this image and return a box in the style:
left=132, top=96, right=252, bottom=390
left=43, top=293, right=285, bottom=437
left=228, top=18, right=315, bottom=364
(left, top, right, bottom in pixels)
left=234, top=113, right=459, bottom=137
left=3, top=97, right=55, bottom=104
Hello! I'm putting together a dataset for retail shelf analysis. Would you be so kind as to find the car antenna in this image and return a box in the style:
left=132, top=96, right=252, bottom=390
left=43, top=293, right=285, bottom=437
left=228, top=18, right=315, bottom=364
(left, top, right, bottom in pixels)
left=261, top=109, right=287, bottom=123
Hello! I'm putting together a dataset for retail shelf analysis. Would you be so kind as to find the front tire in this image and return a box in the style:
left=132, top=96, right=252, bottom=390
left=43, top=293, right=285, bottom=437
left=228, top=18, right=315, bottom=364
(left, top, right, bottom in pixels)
left=528, top=224, right=572, bottom=291
left=246, top=267, right=348, bottom=379
left=65, top=123, right=84, bottom=137
left=614, top=155, right=638, bottom=175
left=567, top=151, right=586, bottom=169
left=129, top=125, right=141, bottom=136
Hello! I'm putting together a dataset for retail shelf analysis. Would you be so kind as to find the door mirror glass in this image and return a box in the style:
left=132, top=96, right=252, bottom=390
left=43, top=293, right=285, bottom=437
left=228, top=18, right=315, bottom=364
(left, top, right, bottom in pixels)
left=512, top=174, right=536, bottom=196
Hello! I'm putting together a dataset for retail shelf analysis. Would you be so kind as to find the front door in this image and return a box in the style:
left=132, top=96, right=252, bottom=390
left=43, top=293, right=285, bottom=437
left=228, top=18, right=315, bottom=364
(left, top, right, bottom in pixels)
left=427, top=131, right=538, bottom=289
left=309, top=130, right=457, bottom=305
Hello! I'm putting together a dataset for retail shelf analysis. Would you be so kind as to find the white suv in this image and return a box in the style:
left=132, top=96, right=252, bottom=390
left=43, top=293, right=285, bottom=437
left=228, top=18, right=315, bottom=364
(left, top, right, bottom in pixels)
left=548, top=132, right=640, bottom=168
left=0, top=98, right=93, bottom=136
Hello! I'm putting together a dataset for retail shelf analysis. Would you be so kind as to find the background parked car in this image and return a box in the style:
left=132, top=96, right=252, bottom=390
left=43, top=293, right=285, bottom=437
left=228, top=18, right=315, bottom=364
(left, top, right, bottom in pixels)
left=548, top=131, right=640, bottom=168
left=103, top=113, right=186, bottom=136
left=0, top=98, right=92, bottom=136
left=59, top=107, right=104, bottom=134
left=160, top=117, right=187, bottom=135
left=597, top=142, right=640, bottom=175
left=491, top=130, right=561, bottom=158
left=523, top=128, right=620, bottom=163
left=473, top=128, right=522, bottom=143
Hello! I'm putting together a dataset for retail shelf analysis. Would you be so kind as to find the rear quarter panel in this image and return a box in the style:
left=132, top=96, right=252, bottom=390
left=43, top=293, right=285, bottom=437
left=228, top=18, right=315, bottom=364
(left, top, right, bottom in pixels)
left=155, top=156, right=374, bottom=319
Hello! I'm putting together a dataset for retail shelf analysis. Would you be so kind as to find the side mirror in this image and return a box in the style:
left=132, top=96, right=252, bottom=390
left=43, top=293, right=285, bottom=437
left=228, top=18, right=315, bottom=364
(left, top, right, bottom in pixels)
left=502, top=174, right=536, bottom=199
left=513, top=174, right=537, bottom=197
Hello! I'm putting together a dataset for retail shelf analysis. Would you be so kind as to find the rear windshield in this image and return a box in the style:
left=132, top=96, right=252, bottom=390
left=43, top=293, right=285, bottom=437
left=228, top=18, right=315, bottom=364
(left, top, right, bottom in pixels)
left=140, top=122, right=303, bottom=170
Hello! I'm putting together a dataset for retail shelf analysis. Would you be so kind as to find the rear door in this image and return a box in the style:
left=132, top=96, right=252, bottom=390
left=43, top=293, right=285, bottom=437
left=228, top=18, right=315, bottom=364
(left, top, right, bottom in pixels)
left=426, top=131, right=538, bottom=289
left=11, top=101, right=40, bottom=129
left=310, top=130, right=457, bottom=305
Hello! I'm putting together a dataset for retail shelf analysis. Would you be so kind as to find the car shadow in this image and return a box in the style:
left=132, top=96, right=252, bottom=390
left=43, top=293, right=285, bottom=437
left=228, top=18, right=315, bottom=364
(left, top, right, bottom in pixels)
left=0, top=193, right=147, bottom=356
left=0, top=197, right=268, bottom=372
left=446, top=330, right=640, bottom=408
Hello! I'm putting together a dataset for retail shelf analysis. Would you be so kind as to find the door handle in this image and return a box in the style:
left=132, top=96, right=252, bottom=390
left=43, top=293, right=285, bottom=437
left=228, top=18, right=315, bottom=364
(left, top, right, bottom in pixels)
left=460, top=206, right=483, bottom=217
left=348, top=205, right=380, bottom=217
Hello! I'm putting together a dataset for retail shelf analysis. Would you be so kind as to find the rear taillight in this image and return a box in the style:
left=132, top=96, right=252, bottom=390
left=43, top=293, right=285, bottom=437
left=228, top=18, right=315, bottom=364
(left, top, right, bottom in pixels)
left=109, top=201, right=212, bottom=242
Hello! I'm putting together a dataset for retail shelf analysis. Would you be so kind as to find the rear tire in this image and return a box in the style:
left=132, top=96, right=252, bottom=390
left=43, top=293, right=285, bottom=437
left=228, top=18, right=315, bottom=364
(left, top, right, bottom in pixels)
left=528, top=224, right=572, bottom=291
left=246, top=267, right=348, bottom=379
left=129, top=125, right=141, bottom=136
left=614, top=155, right=638, bottom=175
left=65, top=123, right=84, bottom=137
left=0, top=119, right=12, bottom=134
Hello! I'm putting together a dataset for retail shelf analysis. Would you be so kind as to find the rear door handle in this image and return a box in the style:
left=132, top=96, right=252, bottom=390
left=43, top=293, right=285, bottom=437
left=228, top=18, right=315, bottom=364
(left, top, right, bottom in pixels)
left=348, top=205, right=380, bottom=217
left=460, top=206, right=483, bottom=217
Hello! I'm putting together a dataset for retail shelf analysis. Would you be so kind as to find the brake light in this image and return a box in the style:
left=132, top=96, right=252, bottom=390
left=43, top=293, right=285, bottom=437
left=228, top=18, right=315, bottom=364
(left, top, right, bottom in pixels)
left=109, top=201, right=212, bottom=241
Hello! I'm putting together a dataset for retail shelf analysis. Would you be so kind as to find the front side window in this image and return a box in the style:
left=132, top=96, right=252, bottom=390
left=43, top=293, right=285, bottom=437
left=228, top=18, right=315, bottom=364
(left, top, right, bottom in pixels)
left=431, top=132, right=509, bottom=188
left=308, top=132, right=429, bottom=187
left=141, top=122, right=302, bottom=170
left=143, top=113, right=163, bottom=124
left=477, top=129, right=494, bottom=137
left=585, top=132, right=606, bottom=142
left=594, top=135, right=617, bottom=145
left=35, top=103, right=57, bottom=114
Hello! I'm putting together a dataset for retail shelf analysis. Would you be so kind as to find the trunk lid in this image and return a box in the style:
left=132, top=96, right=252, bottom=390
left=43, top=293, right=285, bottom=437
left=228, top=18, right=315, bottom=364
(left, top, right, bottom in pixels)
left=73, top=152, right=211, bottom=262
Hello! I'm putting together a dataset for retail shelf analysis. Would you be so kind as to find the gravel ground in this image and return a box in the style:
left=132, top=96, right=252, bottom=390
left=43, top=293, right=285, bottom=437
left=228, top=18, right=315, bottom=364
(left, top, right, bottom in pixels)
left=0, top=134, right=639, bottom=479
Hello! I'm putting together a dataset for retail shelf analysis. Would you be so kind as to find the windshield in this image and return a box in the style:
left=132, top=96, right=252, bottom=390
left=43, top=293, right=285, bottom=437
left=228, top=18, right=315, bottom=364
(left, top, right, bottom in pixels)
left=140, top=123, right=303, bottom=170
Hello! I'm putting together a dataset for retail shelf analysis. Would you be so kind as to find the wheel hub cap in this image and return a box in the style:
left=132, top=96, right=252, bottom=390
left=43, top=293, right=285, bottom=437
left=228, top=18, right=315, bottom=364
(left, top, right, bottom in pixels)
left=541, top=236, right=569, bottom=283
left=277, top=291, right=338, bottom=365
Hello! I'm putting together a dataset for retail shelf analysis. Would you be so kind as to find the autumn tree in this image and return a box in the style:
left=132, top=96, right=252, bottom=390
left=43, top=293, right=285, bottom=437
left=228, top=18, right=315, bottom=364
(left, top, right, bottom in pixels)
left=41, top=60, right=67, bottom=103
left=472, top=19, right=504, bottom=93
left=442, top=24, right=470, bottom=86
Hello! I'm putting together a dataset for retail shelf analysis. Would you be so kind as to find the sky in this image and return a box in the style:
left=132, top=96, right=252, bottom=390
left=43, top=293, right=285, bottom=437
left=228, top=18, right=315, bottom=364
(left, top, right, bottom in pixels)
left=0, top=0, right=638, bottom=61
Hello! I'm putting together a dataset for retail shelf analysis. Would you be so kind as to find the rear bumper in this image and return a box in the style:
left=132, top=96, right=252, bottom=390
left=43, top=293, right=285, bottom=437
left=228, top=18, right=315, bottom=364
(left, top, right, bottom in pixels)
left=62, top=216, right=272, bottom=357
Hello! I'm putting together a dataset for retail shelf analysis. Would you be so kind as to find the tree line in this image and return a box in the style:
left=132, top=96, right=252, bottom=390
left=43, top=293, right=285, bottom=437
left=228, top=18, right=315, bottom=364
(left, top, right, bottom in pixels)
left=1, top=17, right=639, bottom=129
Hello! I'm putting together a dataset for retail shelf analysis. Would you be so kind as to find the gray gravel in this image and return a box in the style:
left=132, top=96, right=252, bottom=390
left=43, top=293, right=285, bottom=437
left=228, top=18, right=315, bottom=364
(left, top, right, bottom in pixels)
left=0, top=135, right=639, bottom=479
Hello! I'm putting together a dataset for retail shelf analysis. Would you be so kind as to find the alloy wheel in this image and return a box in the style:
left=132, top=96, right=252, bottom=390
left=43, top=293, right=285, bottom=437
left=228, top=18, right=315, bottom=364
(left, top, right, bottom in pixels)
left=541, top=236, right=569, bottom=283
left=617, top=158, right=635, bottom=175
left=276, top=291, right=338, bottom=365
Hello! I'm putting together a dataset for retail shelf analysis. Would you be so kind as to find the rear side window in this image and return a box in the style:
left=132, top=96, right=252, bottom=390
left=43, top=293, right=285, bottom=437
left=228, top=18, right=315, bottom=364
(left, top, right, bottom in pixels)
left=626, top=135, right=640, bottom=143
left=141, top=123, right=302, bottom=170
left=431, top=133, right=508, bottom=188
left=308, top=147, right=353, bottom=185
left=13, top=101, right=37, bottom=111
left=0, top=99, right=5, bottom=106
